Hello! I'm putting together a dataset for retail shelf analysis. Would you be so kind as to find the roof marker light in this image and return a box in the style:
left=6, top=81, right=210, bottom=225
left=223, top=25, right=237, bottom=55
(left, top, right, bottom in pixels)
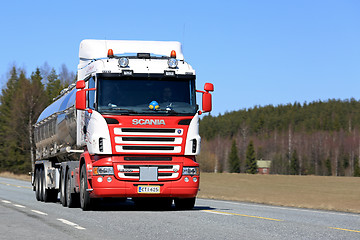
left=170, top=50, right=176, bottom=58
left=107, top=49, right=114, bottom=58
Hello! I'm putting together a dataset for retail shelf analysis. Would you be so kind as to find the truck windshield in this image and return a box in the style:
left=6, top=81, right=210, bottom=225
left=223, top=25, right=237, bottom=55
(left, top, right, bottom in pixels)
left=97, top=75, right=197, bottom=116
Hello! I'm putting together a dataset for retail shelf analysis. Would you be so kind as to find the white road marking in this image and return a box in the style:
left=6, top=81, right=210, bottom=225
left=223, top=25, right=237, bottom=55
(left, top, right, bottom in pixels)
left=57, top=218, right=86, bottom=230
left=1, top=200, right=12, bottom=204
left=13, top=204, right=26, bottom=208
left=31, top=210, right=48, bottom=215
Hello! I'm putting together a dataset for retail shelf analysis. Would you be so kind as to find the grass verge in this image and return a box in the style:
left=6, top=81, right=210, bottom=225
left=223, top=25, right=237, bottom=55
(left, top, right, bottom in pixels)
left=0, top=172, right=31, bottom=181
left=198, top=173, right=360, bottom=213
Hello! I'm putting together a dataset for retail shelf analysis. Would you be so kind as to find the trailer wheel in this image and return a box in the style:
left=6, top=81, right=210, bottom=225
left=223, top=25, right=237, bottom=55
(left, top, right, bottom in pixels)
left=174, top=197, right=196, bottom=210
left=40, top=167, right=58, bottom=202
left=39, top=168, right=45, bottom=201
left=35, top=169, right=41, bottom=201
left=80, top=165, right=91, bottom=211
left=66, top=169, right=78, bottom=208
left=60, top=169, right=67, bottom=207
left=41, top=167, right=52, bottom=202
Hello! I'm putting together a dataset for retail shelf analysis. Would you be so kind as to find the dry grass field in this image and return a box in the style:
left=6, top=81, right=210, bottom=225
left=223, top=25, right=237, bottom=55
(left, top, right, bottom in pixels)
left=198, top=173, right=360, bottom=213
left=0, top=172, right=31, bottom=181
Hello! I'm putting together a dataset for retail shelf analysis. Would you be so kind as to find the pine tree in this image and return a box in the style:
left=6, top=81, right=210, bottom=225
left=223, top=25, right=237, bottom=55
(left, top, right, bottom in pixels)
left=228, top=140, right=240, bottom=173
left=0, top=67, right=48, bottom=173
left=354, top=155, right=360, bottom=177
left=0, top=66, right=20, bottom=171
left=46, top=68, right=63, bottom=103
left=290, top=149, right=299, bottom=175
left=245, top=140, right=257, bottom=174
left=325, top=157, right=332, bottom=176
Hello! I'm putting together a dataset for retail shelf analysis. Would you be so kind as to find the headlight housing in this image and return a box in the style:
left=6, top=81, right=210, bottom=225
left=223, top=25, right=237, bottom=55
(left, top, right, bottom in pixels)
left=119, top=57, right=129, bottom=68
left=182, top=166, right=200, bottom=176
left=93, top=166, right=114, bottom=175
left=167, top=58, right=178, bottom=68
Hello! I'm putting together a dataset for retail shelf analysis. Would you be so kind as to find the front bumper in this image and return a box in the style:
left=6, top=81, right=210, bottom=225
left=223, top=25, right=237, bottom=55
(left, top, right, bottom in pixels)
left=88, top=175, right=199, bottom=198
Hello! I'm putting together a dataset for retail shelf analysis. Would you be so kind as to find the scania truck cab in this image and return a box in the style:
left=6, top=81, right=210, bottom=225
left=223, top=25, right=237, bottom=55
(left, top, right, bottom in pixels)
left=32, top=40, right=213, bottom=210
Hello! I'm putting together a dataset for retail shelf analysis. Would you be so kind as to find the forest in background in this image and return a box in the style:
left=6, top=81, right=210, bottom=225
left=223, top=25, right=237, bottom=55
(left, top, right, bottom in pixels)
left=198, top=101, right=360, bottom=176
left=0, top=64, right=75, bottom=173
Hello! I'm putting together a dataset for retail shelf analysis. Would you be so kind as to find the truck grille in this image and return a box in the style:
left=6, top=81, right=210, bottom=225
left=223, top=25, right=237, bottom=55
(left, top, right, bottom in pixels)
left=116, top=164, right=180, bottom=181
left=113, top=128, right=183, bottom=153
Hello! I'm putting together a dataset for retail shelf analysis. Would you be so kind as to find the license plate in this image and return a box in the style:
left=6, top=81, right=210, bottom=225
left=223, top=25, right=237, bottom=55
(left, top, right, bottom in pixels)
left=138, top=185, right=160, bottom=194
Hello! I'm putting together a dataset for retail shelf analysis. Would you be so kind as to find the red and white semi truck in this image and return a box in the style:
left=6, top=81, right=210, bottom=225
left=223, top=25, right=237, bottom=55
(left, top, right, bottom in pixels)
left=32, top=40, right=214, bottom=210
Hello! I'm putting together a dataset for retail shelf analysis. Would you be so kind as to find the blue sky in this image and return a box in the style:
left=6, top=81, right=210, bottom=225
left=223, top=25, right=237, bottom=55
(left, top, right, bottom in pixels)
left=1, top=0, right=359, bottom=116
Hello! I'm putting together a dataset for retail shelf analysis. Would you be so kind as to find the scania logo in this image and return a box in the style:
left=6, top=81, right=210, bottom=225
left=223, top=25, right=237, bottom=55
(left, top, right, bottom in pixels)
left=132, top=119, right=166, bottom=125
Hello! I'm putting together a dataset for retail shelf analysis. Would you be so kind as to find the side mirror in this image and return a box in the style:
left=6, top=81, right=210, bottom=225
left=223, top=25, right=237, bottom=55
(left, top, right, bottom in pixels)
left=76, top=90, right=86, bottom=110
left=196, top=83, right=214, bottom=113
left=202, top=92, right=212, bottom=112
left=76, top=80, right=85, bottom=89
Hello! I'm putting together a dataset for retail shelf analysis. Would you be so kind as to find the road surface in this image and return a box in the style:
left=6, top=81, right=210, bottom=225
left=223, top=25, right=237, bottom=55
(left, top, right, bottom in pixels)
left=1, top=177, right=359, bottom=239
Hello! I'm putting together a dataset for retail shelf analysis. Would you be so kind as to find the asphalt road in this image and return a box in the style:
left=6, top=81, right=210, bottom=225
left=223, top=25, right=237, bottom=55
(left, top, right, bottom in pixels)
left=1, top=177, right=360, bottom=240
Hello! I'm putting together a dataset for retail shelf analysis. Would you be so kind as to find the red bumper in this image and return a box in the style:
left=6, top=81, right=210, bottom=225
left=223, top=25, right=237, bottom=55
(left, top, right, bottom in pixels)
left=88, top=175, right=199, bottom=198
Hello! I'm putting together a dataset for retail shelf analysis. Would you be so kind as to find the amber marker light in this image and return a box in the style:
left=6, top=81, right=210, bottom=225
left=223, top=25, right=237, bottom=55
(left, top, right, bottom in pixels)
left=107, top=49, right=114, bottom=58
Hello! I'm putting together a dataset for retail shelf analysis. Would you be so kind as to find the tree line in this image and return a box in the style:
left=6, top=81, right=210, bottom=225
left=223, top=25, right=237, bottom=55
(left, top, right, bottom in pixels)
left=1, top=64, right=360, bottom=177
left=198, top=100, right=360, bottom=176
left=0, top=64, right=75, bottom=174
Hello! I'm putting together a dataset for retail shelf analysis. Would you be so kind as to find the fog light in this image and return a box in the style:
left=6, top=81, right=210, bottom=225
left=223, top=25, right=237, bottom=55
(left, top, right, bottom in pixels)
left=193, top=177, right=198, bottom=182
left=184, top=177, right=189, bottom=182
left=107, top=177, right=112, bottom=183
left=97, top=177, right=103, bottom=183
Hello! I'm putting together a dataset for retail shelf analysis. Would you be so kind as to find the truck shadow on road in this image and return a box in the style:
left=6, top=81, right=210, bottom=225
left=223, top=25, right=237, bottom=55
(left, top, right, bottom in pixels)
left=61, top=198, right=215, bottom=212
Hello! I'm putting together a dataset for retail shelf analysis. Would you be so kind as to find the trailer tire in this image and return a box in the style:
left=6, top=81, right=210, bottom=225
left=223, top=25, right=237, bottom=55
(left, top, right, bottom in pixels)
left=80, top=165, right=91, bottom=211
left=35, top=169, right=41, bottom=201
left=60, top=169, right=67, bottom=207
left=39, top=168, right=45, bottom=201
left=174, top=197, right=196, bottom=210
left=66, top=169, right=78, bottom=208
left=40, top=167, right=58, bottom=203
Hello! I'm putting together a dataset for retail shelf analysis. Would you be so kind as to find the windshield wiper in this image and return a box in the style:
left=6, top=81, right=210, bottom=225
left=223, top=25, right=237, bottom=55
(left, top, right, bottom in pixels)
left=142, top=108, right=179, bottom=115
left=110, top=108, right=139, bottom=114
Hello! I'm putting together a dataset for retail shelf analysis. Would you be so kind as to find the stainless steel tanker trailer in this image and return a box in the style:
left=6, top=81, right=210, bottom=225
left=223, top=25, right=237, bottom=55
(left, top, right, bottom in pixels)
left=31, top=39, right=214, bottom=210
left=33, top=85, right=83, bottom=203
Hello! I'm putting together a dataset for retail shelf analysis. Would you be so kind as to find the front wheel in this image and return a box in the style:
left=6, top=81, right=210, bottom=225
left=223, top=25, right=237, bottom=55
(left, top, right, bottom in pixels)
left=80, top=165, right=91, bottom=211
left=174, top=197, right=196, bottom=210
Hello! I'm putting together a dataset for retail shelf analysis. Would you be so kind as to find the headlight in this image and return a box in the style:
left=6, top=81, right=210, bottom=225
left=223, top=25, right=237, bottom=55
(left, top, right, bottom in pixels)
left=119, top=57, right=129, bottom=68
left=167, top=58, right=178, bottom=68
left=93, top=166, right=114, bottom=175
left=182, top=167, right=199, bottom=176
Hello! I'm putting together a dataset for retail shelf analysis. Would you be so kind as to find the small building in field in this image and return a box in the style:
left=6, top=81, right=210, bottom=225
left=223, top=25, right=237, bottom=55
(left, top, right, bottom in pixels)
left=257, top=160, right=271, bottom=174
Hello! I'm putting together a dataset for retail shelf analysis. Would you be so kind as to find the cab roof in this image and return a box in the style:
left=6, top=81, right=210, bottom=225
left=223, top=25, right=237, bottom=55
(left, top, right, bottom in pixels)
left=79, top=39, right=184, bottom=61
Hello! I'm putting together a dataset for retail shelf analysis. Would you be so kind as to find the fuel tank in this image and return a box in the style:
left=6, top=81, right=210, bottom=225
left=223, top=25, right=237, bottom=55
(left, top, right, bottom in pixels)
left=34, top=85, right=79, bottom=161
